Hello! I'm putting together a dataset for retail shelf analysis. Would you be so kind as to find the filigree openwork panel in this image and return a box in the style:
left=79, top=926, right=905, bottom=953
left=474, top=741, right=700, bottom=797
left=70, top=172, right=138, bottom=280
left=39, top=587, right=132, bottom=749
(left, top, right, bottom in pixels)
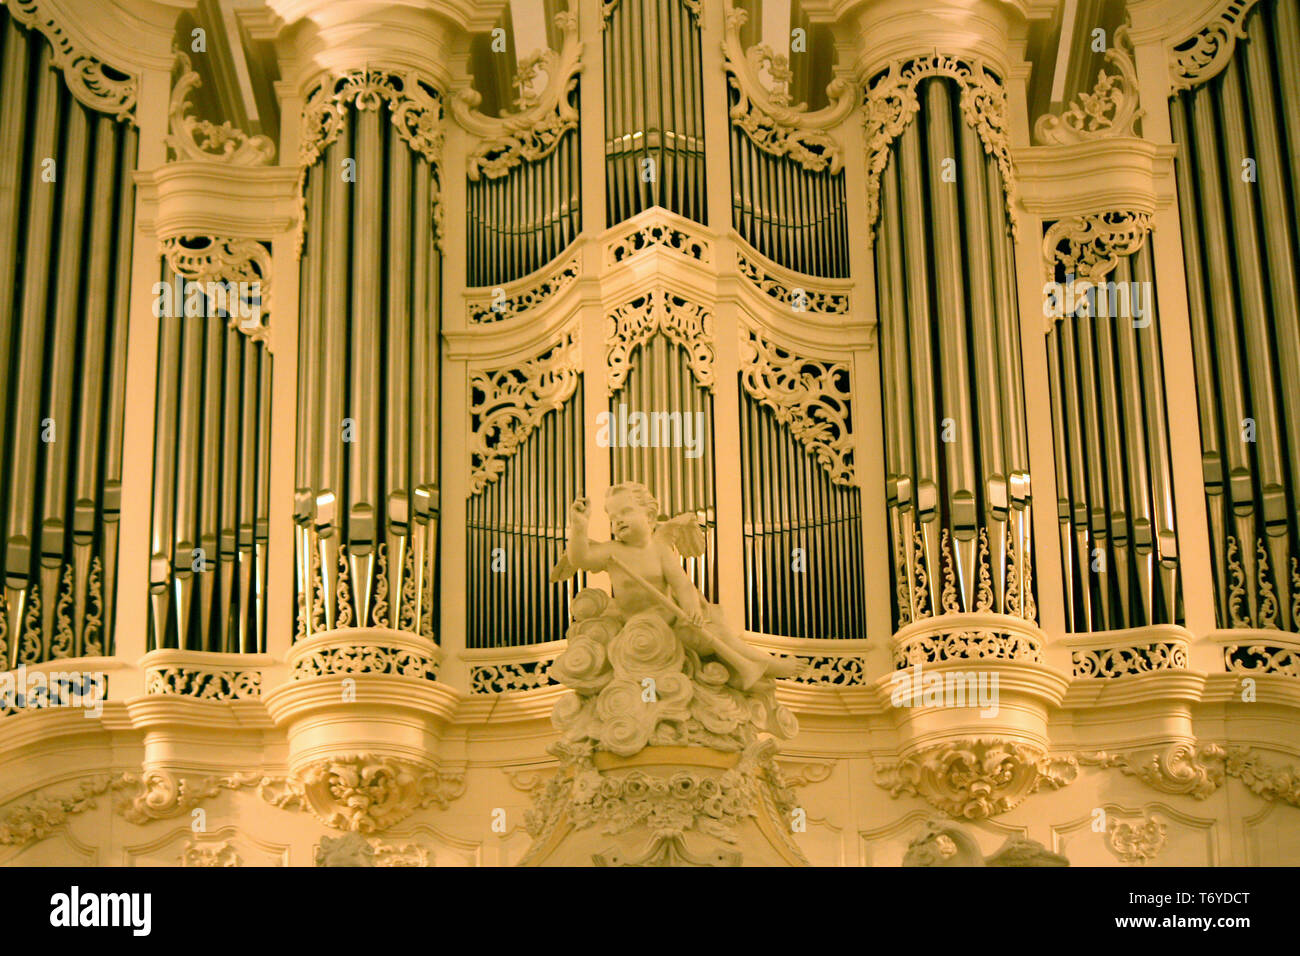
left=606, top=290, right=715, bottom=394
left=1168, top=0, right=1261, bottom=92
left=300, top=68, right=443, bottom=168
left=736, top=251, right=850, bottom=315
left=1072, top=640, right=1189, bottom=678
left=862, top=53, right=1019, bottom=249
left=470, top=658, right=558, bottom=694
left=738, top=328, right=853, bottom=486
left=292, top=643, right=439, bottom=681
left=145, top=666, right=261, bottom=700
left=467, top=255, right=579, bottom=324
left=159, top=235, right=272, bottom=347
left=469, top=333, right=581, bottom=495
left=1224, top=643, right=1300, bottom=678
left=6, top=0, right=137, bottom=121
left=604, top=221, right=711, bottom=268
left=453, top=11, right=581, bottom=180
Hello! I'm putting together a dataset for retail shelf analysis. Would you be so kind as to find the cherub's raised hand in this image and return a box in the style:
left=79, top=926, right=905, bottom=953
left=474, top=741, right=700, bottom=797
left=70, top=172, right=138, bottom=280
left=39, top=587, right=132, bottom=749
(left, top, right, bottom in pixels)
left=569, top=497, right=590, bottom=527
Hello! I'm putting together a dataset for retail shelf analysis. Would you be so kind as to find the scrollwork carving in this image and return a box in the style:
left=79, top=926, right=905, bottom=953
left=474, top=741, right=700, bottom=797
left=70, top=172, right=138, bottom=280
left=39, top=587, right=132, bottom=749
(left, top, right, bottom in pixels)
left=145, top=665, right=262, bottom=700
left=159, top=235, right=272, bottom=347
left=738, top=328, right=853, bottom=486
left=452, top=12, right=581, bottom=181
left=736, top=251, right=850, bottom=314
left=467, top=255, right=579, bottom=324
left=1034, top=26, right=1142, bottom=144
left=469, top=332, right=581, bottom=495
left=1169, top=0, right=1261, bottom=92
left=165, top=50, right=274, bottom=165
left=1043, top=211, right=1152, bottom=285
left=1073, top=640, right=1189, bottom=678
left=722, top=7, right=853, bottom=173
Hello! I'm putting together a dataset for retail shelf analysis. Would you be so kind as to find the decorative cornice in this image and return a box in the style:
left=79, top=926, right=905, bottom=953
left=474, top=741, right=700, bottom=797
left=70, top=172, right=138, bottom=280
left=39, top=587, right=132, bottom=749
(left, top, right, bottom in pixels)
left=469, top=332, right=581, bottom=495
left=722, top=5, right=854, bottom=174
left=159, top=235, right=272, bottom=349
left=1167, top=0, right=1261, bottom=94
left=862, top=53, right=1019, bottom=250
left=606, top=289, right=715, bottom=394
left=1042, top=210, right=1153, bottom=286
left=738, top=326, right=854, bottom=486
left=3, top=0, right=138, bottom=122
left=452, top=11, right=581, bottom=181
left=1034, top=26, right=1142, bottom=144
left=165, top=50, right=275, bottom=166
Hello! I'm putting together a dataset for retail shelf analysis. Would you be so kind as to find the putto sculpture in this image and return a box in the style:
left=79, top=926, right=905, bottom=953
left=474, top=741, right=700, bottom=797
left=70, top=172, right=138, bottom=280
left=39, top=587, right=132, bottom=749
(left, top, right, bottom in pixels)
left=547, top=482, right=800, bottom=755
left=521, top=483, right=808, bottom=865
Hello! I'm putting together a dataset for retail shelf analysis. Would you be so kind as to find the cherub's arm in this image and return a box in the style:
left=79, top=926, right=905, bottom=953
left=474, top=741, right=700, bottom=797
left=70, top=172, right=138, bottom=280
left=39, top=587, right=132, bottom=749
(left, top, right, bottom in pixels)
left=564, top=497, right=612, bottom=572
left=658, top=541, right=704, bottom=621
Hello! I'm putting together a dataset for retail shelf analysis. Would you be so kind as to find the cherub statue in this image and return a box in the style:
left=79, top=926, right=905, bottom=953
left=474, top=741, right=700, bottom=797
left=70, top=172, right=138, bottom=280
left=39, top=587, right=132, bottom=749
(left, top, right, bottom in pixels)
left=550, top=482, right=800, bottom=690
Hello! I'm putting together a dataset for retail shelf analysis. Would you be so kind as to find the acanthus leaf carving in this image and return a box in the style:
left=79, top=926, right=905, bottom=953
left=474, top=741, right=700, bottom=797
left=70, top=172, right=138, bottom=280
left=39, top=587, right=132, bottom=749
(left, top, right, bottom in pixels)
left=1168, top=0, right=1262, bottom=93
left=1034, top=25, right=1142, bottom=144
left=469, top=332, right=581, bottom=495
left=5, top=0, right=138, bottom=121
left=738, top=327, right=854, bottom=486
left=165, top=49, right=275, bottom=166
left=1043, top=210, right=1153, bottom=286
left=722, top=6, right=853, bottom=173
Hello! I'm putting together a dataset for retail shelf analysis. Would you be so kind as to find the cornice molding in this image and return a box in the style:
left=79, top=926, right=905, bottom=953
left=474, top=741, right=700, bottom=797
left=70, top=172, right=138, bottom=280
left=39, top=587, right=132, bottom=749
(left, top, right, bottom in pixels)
left=1012, top=139, right=1176, bottom=219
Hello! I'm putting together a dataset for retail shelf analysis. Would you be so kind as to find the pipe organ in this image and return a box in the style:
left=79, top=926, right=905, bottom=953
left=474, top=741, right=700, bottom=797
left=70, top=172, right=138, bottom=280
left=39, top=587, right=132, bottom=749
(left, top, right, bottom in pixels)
left=871, top=67, right=1034, bottom=632
left=0, top=9, right=135, bottom=667
left=1170, top=0, right=1300, bottom=632
left=294, top=77, right=443, bottom=643
left=4, top=0, right=1300, bottom=871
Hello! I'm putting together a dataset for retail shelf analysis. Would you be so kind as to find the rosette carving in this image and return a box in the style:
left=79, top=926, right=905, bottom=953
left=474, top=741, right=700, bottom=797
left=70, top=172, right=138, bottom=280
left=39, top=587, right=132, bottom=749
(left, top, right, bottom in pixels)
left=606, top=290, right=715, bottom=393
left=863, top=53, right=1019, bottom=249
left=452, top=12, right=581, bottom=180
left=468, top=332, right=581, bottom=495
left=738, top=327, right=854, bottom=486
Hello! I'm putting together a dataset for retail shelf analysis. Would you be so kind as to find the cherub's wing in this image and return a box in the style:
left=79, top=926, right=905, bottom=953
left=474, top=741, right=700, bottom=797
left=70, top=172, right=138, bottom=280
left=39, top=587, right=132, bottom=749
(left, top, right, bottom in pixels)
left=548, top=553, right=579, bottom=583
left=653, top=512, right=706, bottom=558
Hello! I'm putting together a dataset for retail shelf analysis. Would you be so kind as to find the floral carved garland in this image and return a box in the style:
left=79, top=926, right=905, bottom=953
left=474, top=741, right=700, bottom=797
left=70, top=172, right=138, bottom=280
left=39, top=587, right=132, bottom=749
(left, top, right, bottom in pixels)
left=469, top=333, right=581, bottom=495
left=606, top=289, right=715, bottom=394
left=862, top=53, right=1020, bottom=251
left=738, top=327, right=854, bottom=486
left=5, top=0, right=137, bottom=121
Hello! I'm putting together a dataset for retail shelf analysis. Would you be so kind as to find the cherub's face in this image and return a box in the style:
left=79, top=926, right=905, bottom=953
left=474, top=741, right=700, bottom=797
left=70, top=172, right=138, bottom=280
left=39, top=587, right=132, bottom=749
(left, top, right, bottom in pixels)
left=606, top=495, right=654, bottom=544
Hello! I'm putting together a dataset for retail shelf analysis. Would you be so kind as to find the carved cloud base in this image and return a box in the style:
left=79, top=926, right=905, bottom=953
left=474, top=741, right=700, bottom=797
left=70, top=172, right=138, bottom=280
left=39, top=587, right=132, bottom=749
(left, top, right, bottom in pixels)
left=519, top=743, right=808, bottom=867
